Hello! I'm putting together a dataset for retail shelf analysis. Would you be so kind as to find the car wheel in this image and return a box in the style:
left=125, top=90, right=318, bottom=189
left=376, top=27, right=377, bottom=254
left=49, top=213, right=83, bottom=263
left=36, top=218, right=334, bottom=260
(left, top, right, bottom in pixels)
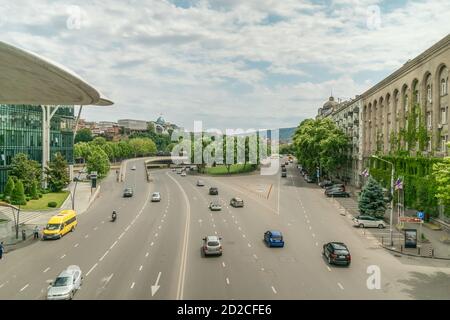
left=359, top=223, right=364, bottom=228
left=69, top=291, right=74, bottom=300
left=378, top=224, right=385, bottom=229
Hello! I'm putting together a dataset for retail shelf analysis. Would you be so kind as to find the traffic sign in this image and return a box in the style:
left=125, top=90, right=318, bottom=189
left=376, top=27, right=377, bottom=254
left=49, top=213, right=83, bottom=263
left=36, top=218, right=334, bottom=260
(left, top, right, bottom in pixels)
left=417, top=211, right=424, bottom=220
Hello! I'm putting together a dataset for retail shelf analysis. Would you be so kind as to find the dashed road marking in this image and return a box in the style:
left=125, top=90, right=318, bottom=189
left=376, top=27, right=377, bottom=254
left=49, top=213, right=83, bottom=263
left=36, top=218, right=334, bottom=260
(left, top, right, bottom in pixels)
left=60, top=254, right=66, bottom=259
left=337, top=282, right=344, bottom=290
left=131, top=282, right=135, bottom=289
left=94, top=226, right=98, bottom=231
left=125, top=225, right=131, bottom=232
left=158, top=225, right=162, bottom=229
left=139, top=265, right=143, bottom=271
left=222, top=262, right=226, bottom=268
left=101, top=221, right=105, bottom=224
left=43, top=267, right=50, bottom=273
left=226, top=278, right=230, bottom=285
left=155, top=233, right=158, bottom=237
left=215, top=231, right=218, bottom=235
left=248, top=243, right=252, bottom=248
left=20, top=284, right=29, bottom=292
left=85, top=234, right=89, bottom=239
left=327, top=266, right=332, bottom=272
left=315, top=242, right=319, bottom=246
left=150, top=242, right=154, bottom=246
left=74, top=243, right=79, bottom=248
left=110, top=241, right=118, bottom=250
left=242, top=234, right=246, bottom=238
left=145, top=252, right=149, bottom=258
left=118, top=232, right=125, bottom=240
left=271, top=286, right=277, bottom=294
left=312, top=233, right=315, bottom=238
left=99, top=250, right=109, bottom=262
left=238, top=227, right=242, bottom=231
left=309, top=226, right=312, bottom=230
left=86, top=263, right=98, bottom=276
left=253, top=254, right=258, bottom=259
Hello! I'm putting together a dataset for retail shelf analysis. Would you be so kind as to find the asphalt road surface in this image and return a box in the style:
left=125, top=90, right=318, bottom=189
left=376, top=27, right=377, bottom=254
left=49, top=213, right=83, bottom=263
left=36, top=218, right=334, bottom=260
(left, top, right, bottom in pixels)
left=1, top=159, right=449, bottom=300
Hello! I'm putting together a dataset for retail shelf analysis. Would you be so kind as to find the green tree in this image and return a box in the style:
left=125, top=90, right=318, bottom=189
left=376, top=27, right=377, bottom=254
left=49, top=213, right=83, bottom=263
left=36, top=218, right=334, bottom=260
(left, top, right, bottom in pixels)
left=293, top=118, right=348, bottom=178
left=358, top=176, right=387, bottom=217
left=87, top=147, right=110, bottom=178
left=91, top=136, right=107, bottom=146
left=11, top=180, right=26, bottom=205
left=30, top=180, right=39, bottom=200
left=74, top=128, right=93, bottom=143
left=3, top=176, right=15, bottom=201
left=433, top=144, right=450, bottom=213
left=10, top=153, right=41, bottom=194
left=74, top=142, right=92, bottom=163
left=45, top=153, right=70, bottom=192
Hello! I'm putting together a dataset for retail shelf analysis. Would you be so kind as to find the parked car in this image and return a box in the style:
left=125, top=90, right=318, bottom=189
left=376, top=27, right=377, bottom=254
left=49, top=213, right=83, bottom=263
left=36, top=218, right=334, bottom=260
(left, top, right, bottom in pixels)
left=319, top=180, right=334, bottom=188
left=281, top=167, right=287, bottom=172
left=202, top=235, right=223, bottom=256
left=230, top=197, right=244, bottom=207
left=353, top=215, right=386, bottom=228
left=176, top=169, right=182, bottom=174
left=323, top=242, right=351, bottom=266
left=181, top=171, right=187, bottom=177
left=325, top=184, right=345, bottom=191
left=209, top=187, right=219, bottom=195
left=131, top=165, right=136, bottom=170
left=151, top=192, right=161, bottom=202
left=196, top=180, right=205, bottom=186
left=305, top=175, right=316, bottom=183
left=123, top=188, right=133, bottom=197
left=264, top=230, right=285, bottom=247
left=281, top=171, right=287, bottom=178
left=325, top=190, right=350, bottom=198
left=209, top=201, right=222, bottom=211
left=47, top=265, right=83, bottom=300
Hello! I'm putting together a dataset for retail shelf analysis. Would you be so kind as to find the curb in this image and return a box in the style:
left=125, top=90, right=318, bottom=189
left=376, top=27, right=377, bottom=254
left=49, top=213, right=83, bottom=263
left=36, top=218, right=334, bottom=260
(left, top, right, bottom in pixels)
left=87, top=185, right=101, bottom=209
left=382, top=245, right=450, bottom=260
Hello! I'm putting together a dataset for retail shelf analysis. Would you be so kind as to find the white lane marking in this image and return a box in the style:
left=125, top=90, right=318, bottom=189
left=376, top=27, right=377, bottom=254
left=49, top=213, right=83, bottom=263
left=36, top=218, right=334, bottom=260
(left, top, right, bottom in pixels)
left=20, top=284, right=29, bottom=292
left=125, top=225, right=131, bottom=232
left=110, top=241, right=118, bottom=250
left=167, top=172, right=191, bottom=301
left=223, top=220, right=226, bottom=223
left=338, top=282, right=344, bottom=290
left=84, top=234, right=89, bottom=239
left=327, top=266, right=332, bottom=272
left=43, top=267, right=50, bottom=273
left=271, top=286, right=277, bottom=294
left=101, top=221, right=105, bottom=224
left=150, top=242, right=154, bottom=246
left=118, top=232, right=125, bottom=240
left=130, top=282, right=135, bottom=289
left=145, top=252, right=149, bottom=258
left=151, top=272, right=162, bottom=296
left=86, top=263, right=98, bottom=276
left=158, top=225, right=162, bottom=229
left=312, top=233, right=315, bottom=238
left=60, top=254, right=66, bottom=259
left=226, top=278, right=230, bottom=285
left=99, top=250, right=109, bottom=262
left=214, top=231, right=217, bottom=235
left=74, top=243, right=79, bottom=248
left=94, top=226, right=98, bottom=231
left=248, top=243, right=252, bottom=248
left=163, top=214, right=166, bottom=218
left=222, top=262, right=226, bottom=268
left=238, top=227, right=242, bottom=231
left=242, top=234, right=246, bottom=238
left=213, top=224, right=216, bottom=228
left=253, top=254, right=258, bottom=259
left=307, top=220, right=310, bottom=224
left=139, top=265, right=143, bottom=271
left=234, top=221, right=238, bottom=224
left=161, top=219, right=164, bottom=223
left=315, top=242, right=319, bottom=246
left=155, top=233, right=158, bottom=237
left=0, top=283, right=5, bottom=289
left=309, top=226, right=312, bottom=230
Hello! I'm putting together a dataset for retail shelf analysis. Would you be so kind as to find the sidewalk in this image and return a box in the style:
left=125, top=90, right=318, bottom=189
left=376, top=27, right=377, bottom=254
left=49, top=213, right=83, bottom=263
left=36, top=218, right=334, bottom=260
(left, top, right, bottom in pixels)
left=331, top=184, right=450, bottom=259
left=0, top=180, right=101, bottom=251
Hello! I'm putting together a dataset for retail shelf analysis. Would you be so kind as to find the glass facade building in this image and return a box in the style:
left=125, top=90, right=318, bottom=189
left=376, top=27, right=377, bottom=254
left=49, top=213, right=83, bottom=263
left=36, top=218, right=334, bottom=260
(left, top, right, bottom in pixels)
left=0, top=105, right=74, bottom=192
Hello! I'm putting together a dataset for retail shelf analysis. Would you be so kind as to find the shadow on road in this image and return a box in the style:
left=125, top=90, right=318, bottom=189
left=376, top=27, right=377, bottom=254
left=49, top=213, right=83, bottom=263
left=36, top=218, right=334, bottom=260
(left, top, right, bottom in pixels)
left=398, top=271, right=450, bottom=299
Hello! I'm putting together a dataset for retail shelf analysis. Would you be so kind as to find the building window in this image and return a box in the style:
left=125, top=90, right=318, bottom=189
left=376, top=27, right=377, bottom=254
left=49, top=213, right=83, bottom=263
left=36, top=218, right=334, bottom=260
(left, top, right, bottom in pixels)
left=427, top=112, right=432, bottom=129
left=441, top=78, right=448, bottom=96
left=427, top=139, right=432, bottom=152
left=427, top=85, right=432, bottom=103
left=404, top=95, right=409, bottom=113
left=442, top=136, right=448, bottom=152
left=442, top=107, right=447, bottom=124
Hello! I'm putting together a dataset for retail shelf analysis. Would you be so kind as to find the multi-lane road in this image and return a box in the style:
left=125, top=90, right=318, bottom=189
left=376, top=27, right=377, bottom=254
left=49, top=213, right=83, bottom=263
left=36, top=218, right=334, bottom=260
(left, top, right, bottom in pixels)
left=0, top=158, right=449, bottom=300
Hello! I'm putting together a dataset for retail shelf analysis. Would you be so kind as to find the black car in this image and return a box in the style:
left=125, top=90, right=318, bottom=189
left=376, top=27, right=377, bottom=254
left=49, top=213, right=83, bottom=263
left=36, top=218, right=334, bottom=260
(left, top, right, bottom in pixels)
left=319, top=180, right=334, bottom=188
left=305, top=175, right=316, bottom=183
left=281, top=171, right=287, bottom=178
left=209, top=187, right=219, bottom=195
left=123, top=188, right=133, bottom=197
left=325, top=184, right=345, bottom=191
left=281, top=167, right=287, bottom=172
left=323, top=242, right=351, bottom=266
left=326, top=190, right=350, bottom=198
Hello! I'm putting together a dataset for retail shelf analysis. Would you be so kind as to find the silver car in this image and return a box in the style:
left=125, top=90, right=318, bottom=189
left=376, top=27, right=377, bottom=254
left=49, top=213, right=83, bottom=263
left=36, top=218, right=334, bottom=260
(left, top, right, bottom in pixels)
left=209, top=201, right=222, bottom=211
left=151, top=192, right=161, bottom=202
left=353, top=215, right=386, bottom=228
left=47, top=265, right=82, bottom=300
left=202, top=235, right=223, bottom=256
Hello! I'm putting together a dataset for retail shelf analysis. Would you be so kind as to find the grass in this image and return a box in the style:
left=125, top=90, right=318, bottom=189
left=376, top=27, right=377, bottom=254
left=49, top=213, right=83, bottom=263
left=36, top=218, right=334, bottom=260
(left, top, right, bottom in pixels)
left=206, top=164, right=257, bottom=175
left=20, top=191, right=70, bottom=211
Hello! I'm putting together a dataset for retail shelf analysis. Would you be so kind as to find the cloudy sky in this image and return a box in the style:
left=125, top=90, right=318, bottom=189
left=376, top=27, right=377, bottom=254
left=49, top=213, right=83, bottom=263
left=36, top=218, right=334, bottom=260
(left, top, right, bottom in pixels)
left=1, top=0, right=449, bottom=131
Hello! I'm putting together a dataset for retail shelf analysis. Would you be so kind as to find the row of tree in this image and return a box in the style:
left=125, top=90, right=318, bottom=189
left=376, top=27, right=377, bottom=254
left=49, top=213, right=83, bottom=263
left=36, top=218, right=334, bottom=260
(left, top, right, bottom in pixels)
left=2, top=153, right=69, bottom=205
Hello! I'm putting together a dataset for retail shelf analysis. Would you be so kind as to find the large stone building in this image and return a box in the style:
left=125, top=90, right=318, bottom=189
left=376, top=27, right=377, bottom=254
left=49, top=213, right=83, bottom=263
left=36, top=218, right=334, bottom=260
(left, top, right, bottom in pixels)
left=361, top=34, right=449, bottom=160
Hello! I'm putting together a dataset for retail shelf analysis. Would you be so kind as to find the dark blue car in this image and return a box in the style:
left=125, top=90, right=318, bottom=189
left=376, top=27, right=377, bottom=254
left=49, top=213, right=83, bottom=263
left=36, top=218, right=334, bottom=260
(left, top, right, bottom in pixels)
left=264, top=230, right=284, bottom=247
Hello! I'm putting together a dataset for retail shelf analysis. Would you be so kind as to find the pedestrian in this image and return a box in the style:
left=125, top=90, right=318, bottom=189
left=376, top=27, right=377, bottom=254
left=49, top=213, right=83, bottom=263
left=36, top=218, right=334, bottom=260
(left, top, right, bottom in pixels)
left=0, top=242, right=4, bottom=260
left=34, top=226, right=39, bottom=239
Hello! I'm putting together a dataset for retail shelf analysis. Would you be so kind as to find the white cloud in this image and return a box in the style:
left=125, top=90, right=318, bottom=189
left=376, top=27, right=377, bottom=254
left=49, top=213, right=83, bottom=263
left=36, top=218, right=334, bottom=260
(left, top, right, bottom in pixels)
left=0, top=0, right=449, bottom=130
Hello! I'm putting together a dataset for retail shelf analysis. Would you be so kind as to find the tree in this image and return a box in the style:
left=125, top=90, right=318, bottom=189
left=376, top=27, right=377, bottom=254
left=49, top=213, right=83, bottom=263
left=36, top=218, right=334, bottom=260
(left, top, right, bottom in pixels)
left=11, top=180, right=26, bottom=205
left=3, top=176, right=15, bottom=201
left=10, top=153, right=41, bottom=194
left=74, top=128, right=93, bottom=143
left=30, top=180, right=39, bottom=200
left=91, top=136, right=107, bottom=146
left=433, top=144, right=450, bottom=212
left=358, top=176, right=387, bottom=217
left=87, top=147, right=110, bottom=178
left=293, top=118, right=348, bottom=178
left=45, top=153, right=70, bottom=192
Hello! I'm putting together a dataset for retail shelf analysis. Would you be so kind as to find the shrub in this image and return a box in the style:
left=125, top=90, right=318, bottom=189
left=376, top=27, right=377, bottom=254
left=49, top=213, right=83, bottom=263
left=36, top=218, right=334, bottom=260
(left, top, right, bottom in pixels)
left=11, top=180, right=27, bottom=205
left=26, top=197, right=31, bottom=201
left=38, top=193, right=43, bottom=198
left=48, top=201, right=57, bottom=208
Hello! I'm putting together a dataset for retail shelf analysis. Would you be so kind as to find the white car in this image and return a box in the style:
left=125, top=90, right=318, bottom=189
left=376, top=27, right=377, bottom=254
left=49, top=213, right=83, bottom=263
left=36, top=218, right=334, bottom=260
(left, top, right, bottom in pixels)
left=151, top=192, right=161, bottom=202
left=181, top=171, right=187, bottom=176
left=47, top=265, right=82, bottom=300
left=131, top=165, right=136, bottom=170
left=353, top=215, right=386, bottom=228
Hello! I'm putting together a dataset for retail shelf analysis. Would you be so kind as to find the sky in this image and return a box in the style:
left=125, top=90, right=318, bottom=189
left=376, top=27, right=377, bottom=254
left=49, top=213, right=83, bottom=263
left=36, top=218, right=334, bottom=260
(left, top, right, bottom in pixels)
left=0, top=0, right=449, bottom=131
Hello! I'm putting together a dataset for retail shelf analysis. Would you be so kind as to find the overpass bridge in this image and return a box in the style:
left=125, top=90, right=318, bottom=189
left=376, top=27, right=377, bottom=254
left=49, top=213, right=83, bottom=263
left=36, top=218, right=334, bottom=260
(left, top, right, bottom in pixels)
left=144, top=156, right=190, bottom=169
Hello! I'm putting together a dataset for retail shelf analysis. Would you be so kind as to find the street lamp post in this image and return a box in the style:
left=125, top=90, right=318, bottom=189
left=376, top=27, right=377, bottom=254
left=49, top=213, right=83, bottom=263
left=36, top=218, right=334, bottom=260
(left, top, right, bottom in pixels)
left=371, top=155, right=394, bottom=247
left=70, top=165, right=85, bottom=211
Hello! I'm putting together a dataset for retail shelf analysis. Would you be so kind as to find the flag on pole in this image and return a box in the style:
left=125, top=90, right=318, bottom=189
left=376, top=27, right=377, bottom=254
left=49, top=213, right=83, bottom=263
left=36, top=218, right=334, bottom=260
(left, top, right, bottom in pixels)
left=394, top=178, right=403, bottom=190
left=361, top=168, right=369, bottom=177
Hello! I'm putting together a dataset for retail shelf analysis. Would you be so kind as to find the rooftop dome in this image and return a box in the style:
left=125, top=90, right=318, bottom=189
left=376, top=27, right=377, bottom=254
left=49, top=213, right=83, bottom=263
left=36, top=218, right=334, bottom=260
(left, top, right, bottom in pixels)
left=323, top=96, right=338, bottom=110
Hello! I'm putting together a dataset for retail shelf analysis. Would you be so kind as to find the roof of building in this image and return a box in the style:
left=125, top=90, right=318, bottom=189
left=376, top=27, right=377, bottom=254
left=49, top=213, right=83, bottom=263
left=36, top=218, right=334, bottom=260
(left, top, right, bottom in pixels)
left=0, top=41, right=113, bottom=106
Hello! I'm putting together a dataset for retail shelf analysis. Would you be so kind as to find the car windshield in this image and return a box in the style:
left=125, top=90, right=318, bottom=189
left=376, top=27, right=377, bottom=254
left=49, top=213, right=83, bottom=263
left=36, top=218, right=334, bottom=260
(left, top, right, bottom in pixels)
left=335, top=250, right=349, bottom=255
left=46, top=224, right=61, bottom=230
left=332, top=244, right=348, bottom=250
left=153, top=193, right=159, bottom=196
left=271, top=235, right=282, bottom=240
left=207, top=241, right=220, bottom=246
left=53, top=276, right=71, bottom=287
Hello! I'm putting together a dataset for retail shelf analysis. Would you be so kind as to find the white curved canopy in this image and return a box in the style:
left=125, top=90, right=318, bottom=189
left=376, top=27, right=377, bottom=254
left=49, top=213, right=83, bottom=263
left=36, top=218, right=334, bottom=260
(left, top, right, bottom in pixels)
left=0, top=41, right=113, bottom=106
